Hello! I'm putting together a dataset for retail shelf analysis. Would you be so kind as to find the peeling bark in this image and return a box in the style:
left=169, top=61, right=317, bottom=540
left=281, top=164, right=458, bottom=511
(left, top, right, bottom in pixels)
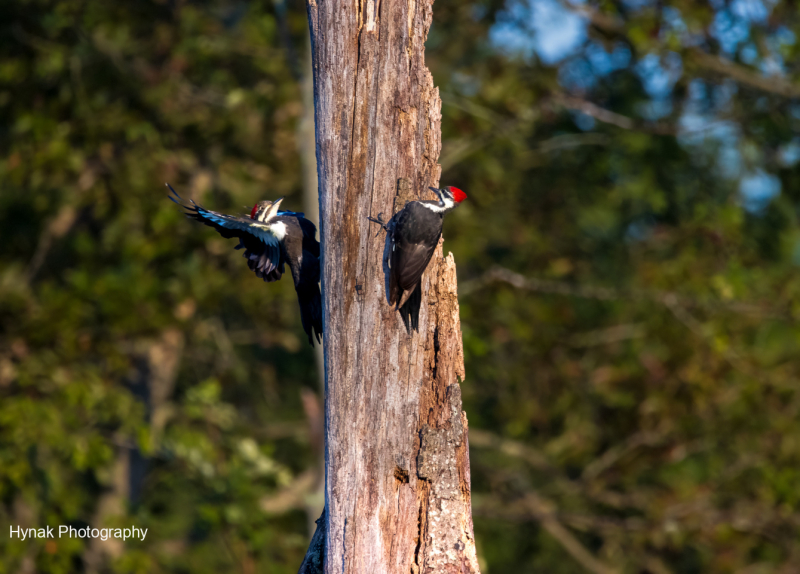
left=302, top=0, right=480, bottom=572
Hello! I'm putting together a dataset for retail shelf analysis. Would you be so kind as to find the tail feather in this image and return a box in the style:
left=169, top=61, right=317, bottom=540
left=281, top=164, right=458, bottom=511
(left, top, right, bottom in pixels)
left=297, top=283, right=323, bottom=346
left=397, top=279, right=422, bottom=333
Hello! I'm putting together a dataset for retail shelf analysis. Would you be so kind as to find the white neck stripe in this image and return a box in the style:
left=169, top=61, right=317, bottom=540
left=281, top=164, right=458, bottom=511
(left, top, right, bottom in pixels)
left=419, top=197, right=454, bottom=213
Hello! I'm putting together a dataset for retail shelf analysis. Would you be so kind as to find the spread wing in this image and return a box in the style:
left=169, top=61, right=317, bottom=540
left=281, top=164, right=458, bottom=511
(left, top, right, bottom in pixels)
left=168, top=184, right=284, bottom=281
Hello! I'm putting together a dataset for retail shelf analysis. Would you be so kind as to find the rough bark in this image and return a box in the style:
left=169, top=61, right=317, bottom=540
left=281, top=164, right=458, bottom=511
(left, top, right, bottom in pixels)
left=303, top=0, right=480, bottom=573
left=300, top=32, right=326, bottom=537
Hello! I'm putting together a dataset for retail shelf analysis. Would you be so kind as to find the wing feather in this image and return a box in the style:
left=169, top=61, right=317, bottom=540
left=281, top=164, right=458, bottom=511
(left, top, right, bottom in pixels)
left=168, top=183, right=283, bottom=281
left=389, top=239, right=438, bottom=294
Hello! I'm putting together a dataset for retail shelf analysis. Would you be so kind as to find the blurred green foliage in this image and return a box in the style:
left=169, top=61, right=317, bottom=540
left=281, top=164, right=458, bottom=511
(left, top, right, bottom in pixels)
left=0, top=1, right=315, bottom=572
left=2, top=0, right=800, bottom=572
left=432, top=0, right=800, bottom=571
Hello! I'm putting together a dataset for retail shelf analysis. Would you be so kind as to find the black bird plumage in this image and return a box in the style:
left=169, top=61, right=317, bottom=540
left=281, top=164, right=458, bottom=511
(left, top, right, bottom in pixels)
left=369, top=186, right=467, bottom=332
left=168, top=184, right=322, bottom=346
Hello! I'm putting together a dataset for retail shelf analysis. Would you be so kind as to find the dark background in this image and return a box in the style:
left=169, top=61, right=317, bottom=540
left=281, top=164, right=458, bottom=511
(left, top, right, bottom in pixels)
left=2, top=0, right=800, bottom=572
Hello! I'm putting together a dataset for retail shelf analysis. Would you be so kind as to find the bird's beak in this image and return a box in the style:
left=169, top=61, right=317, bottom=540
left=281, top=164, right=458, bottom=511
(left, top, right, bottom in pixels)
left=265, top=197, right=285, bottom=220
left=429, top=187, right=442, bottom=199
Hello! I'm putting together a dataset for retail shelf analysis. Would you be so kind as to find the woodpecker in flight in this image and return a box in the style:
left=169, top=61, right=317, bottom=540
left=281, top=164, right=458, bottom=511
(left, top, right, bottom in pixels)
left=368, top=185, right=467, bottom=332
left=168, top=184, right=322, bottom=346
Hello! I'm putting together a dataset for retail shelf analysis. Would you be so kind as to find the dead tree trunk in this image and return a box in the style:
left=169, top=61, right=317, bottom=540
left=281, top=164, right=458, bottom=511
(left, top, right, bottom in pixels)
left=302, top=0, right=481, bottom=573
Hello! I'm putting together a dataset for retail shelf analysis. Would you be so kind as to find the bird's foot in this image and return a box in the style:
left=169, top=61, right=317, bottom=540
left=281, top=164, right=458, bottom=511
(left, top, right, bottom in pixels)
left=366, top=213, right=388, bottom=236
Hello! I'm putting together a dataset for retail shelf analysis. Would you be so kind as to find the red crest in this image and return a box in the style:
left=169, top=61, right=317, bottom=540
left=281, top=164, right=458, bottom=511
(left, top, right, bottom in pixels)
left=449, top=187, right=467, bottom=203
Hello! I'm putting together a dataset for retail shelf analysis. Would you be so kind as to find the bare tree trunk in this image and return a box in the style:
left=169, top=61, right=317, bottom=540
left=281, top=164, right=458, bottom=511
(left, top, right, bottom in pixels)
left=300, top=29, right=326, bottom=538
left=302, top=0, right=481, bottom=573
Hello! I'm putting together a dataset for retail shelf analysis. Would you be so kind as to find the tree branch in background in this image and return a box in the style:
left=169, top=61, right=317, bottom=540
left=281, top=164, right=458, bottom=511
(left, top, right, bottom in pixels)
left=476, top=493, right=619, bottom=574
left=571, top=2, right=800, bottom=99
left=441, top=94, right=612, bottom=171
left=260, top=469, right=317, bottom=514
left=553, top=94, right=675, bottom=135
left=26, top=204, right=80, bottom=283
left=463, top=266, right=785, bottom=388
left=461, top=265, right=779, bottom=319
left=565, top=323, right=646, bottom=348
left=468, top=428, right=553, bottom=471
left=580, top=431, right=663, bottom=481
left=469, top=427, right=655, bottom=513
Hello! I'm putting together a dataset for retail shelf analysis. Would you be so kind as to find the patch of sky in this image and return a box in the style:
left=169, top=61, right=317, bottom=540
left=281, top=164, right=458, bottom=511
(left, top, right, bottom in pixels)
left=662, top=6, right=706, bottom=48
left=739, top=169, right=781, bottom=213
left=662, top=7, right=688, bottom=35
left=758, top=26, right=795, bottom=76
left=610, top=45, right=632, bottom=69
left=489, top=0, right=588, bottom=64
left=677, top=113, right=706, bottom=143
left=553, top=38, right=631, bottom=93
left=635, top=52, right=682, bottom=99
left=687, top=79, right=706, bottom=103
left=778, top=139, right=800, bottom=168
left=718, top=144, right=743, bottom=179
left=676, top=112, right=742, bottom=178
left=759, top=53, right=785, bottom=76
left=730, top=0, right=771, bottom=23
left=730, top=0, right=775, bottom=24
left=585, top=42, right=631, bottom=77
left=558, top=58, right=597, bottom=93
left=572, top=111, right=596, bottom=131
left=740, top=43, right=759, bottom=65
left=774, top=26, right=796, bottom=47
left=636, top=99, right=673, bottom=121
left=620, top=0, right=656, bottom=10
left=710, top=9, right=751, bottom=55
left=659, top=6, right=700, bottom=47
left=712, top=81, right=738, bottom=112
left=675, top=78, right=736, bottom=134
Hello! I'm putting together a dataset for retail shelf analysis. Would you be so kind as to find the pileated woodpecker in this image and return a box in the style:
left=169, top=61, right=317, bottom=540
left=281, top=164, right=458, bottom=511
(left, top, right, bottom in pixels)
left=168, top=184, right=322, bottom=346
left=369, top=186, right=467, bottom=332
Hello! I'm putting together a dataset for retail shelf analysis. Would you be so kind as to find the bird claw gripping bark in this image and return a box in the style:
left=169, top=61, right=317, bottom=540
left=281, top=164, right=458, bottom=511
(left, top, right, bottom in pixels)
left=367, top=212, right=389, bottom=236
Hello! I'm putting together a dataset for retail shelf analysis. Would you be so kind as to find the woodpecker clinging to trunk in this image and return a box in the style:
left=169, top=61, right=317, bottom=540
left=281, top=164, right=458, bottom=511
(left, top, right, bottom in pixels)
left=368, top=186, right=467, bottom=332
left=168, top=184, right=322, bottom=346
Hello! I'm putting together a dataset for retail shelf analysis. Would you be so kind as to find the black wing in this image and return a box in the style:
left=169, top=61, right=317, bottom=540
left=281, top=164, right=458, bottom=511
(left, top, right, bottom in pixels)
left=167, top=184, right=284, bottom=281
left=387, top=204, right=441, bottom=306
left=397, top=278, right=422, bottom=332
left=277, top=210, right=319, bottom=258
left=298, top=217, right=320, bottom=258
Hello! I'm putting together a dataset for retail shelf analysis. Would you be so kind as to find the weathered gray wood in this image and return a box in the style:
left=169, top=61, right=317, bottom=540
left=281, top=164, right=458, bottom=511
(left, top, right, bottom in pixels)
left=304, top=0, right=480, bottom=572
